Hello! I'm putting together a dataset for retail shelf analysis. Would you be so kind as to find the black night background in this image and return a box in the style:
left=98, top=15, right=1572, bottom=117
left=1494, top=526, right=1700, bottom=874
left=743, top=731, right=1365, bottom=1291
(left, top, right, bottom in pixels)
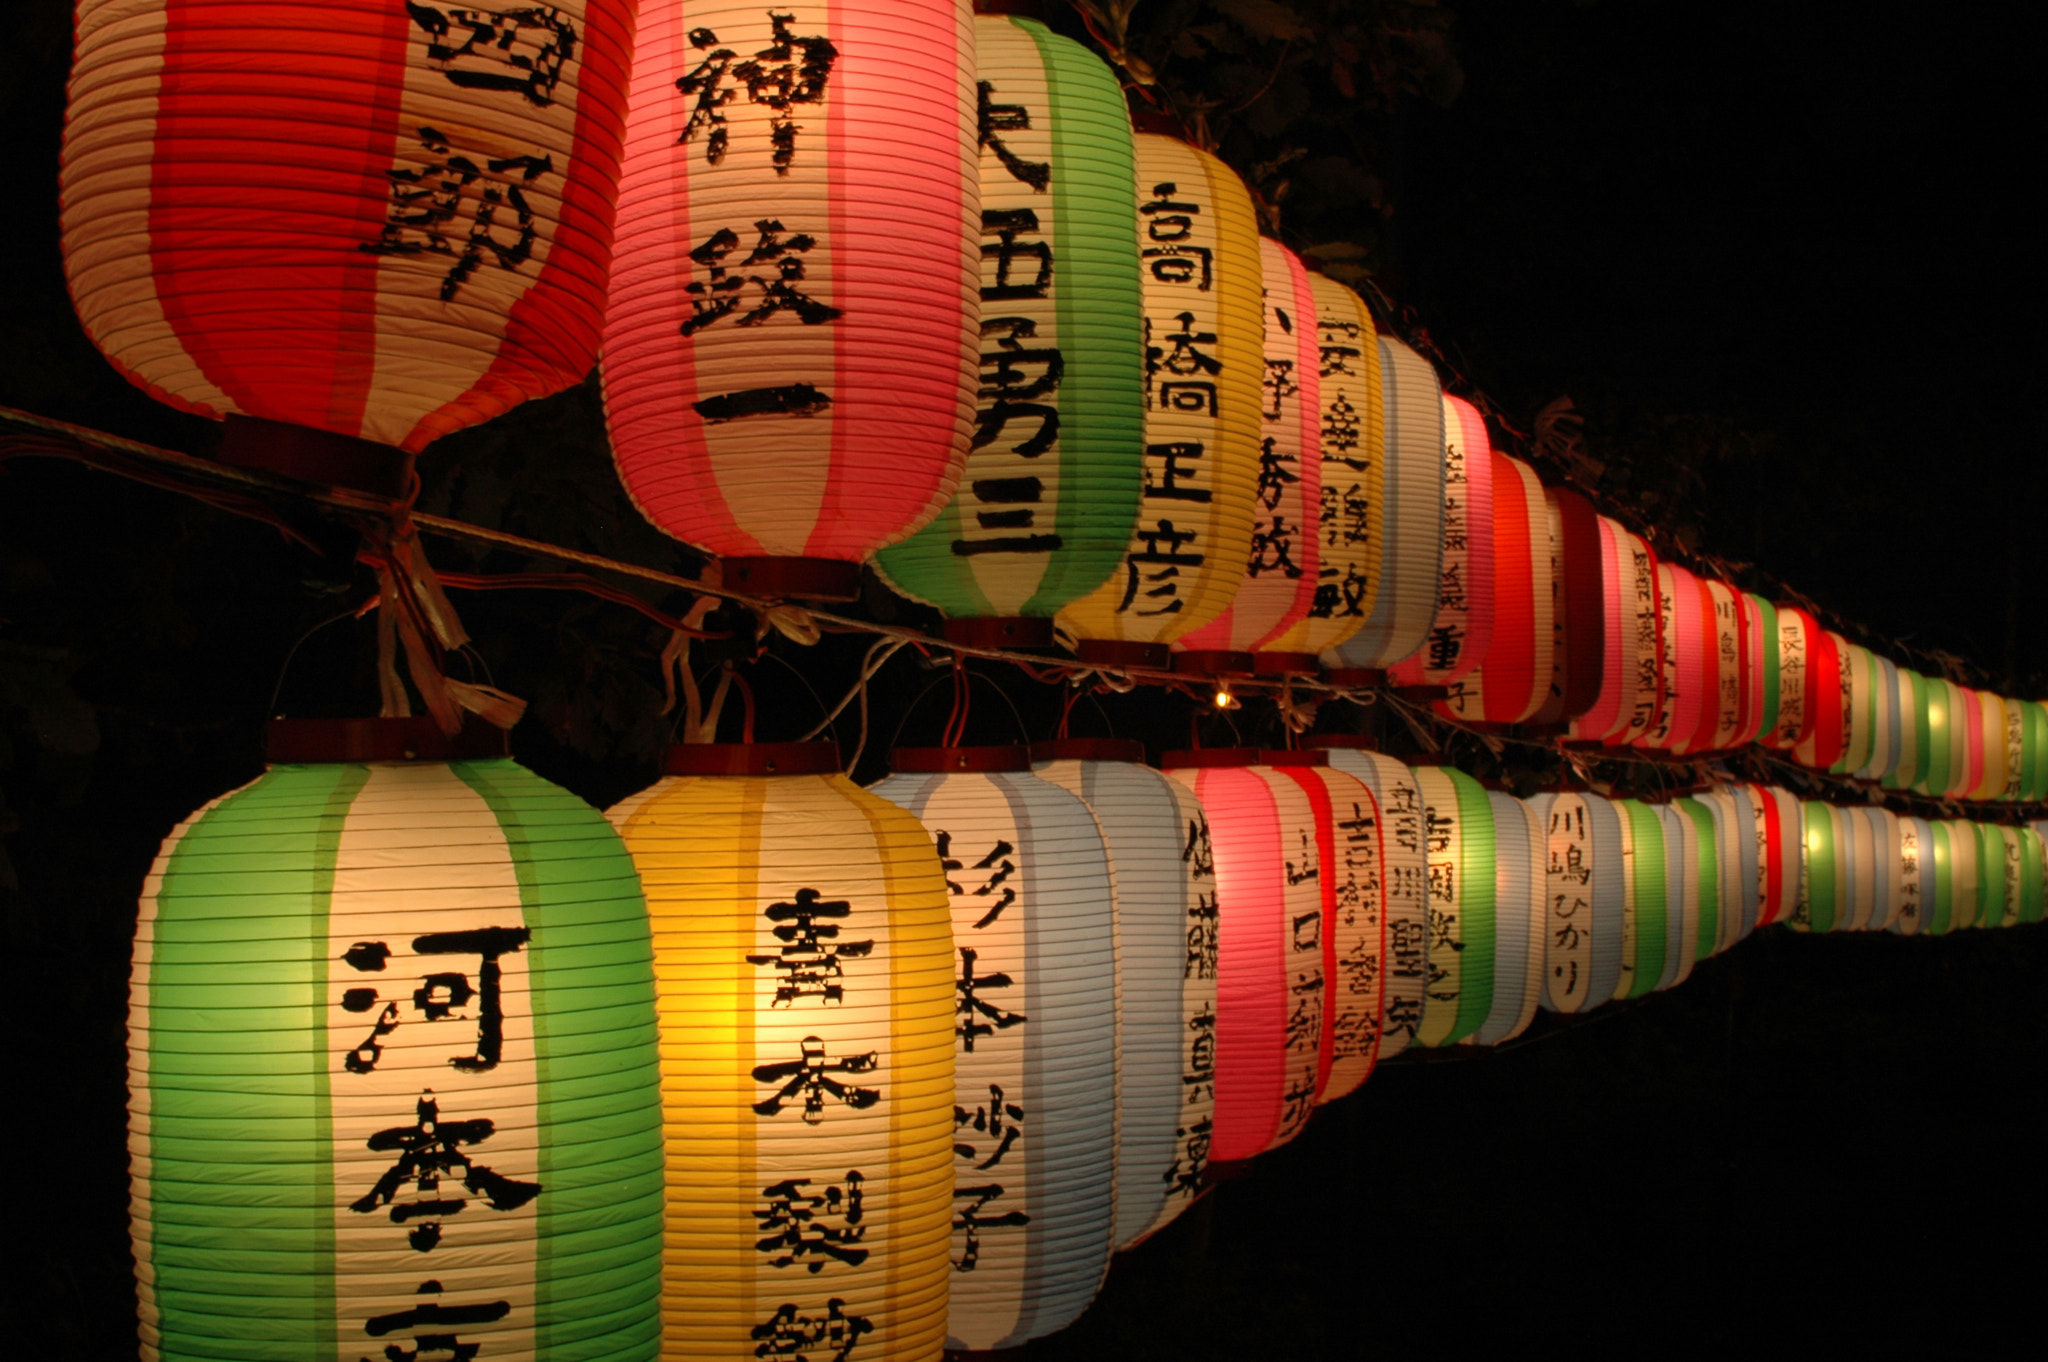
left=3, top=1, right=2042, bottom=1356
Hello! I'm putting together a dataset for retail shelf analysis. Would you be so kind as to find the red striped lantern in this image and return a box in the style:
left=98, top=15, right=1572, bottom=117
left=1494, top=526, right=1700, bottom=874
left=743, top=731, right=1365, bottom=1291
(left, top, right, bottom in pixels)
left=1434, top=454, right=1551, bottom=725
left=603, top=1, right=979, bottom=600
left=62, top=0, right=636, bottom=473
left=1637, top=563, right=1710, bottom=753
left=1793, top=626, right=1846, bottom=771
left=1530, top=484, right=1605, bottom=725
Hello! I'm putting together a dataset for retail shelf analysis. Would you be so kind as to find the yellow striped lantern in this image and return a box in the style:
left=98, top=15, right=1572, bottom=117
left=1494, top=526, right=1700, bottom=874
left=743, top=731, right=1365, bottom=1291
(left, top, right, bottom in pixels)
left=1172, top=238, right=1325, bottom=674
left=1889, top=815, right=1933, bottom=936
left=871, top=12, right=1145, bottom=644
left=1410, top=765, right=1497, bottom=1046
left=1323, top=336, right=1448, bottom=675
left=1920, top=821, right=1960, bottom=936
left=1258, top=750, right=1389, bottom=1103
left=1968, top=691, right=2008, bottom=801
left=1305, top=738, right=1429, bottom=1056
left=869, top=746, right=1118, bottom=1351
left=1608, top=799, right=1669, bottom=999
left=607, top=741, right=955, bottom=1362
left=130, top=720, right=666, bottom=1362
left=1157, top=750, right=1325, bottom=1162
left=1915, top=679, right=1970, bottom=799
left=1467, top=789, right=1544, bottom=1045
left=1029, top=739, right=1218, bottom=1250
left=1946, top=819, right=1983, bottom=930
left=1527, top=788, right=1627, bottom=1014
left=1056, top=131, right=1263, bottom=669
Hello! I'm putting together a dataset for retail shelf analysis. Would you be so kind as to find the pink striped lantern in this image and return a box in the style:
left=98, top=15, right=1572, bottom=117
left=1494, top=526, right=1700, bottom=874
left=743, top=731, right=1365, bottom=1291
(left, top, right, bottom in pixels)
left=1389, top=395, right=1496, bottom=687
left=1434, top=454, right=1551, bottom=725
left=61, top=0, right=638, bottom=481
left=1566, top=516, right=1631, bottom=742
left=1173, top=237, right=1323, bottom=674
left=1159, top=750, right=1323, bottom=1165
left=603, top=1, right=979, bottom=600
left=1704, top=578, right=1745, bottom=752
left=1612, top=526, right=1665, bottom=745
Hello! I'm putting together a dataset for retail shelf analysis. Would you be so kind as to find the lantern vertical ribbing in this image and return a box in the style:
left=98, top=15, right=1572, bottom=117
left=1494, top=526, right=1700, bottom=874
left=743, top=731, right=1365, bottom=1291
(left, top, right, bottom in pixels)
left=1309, top=742, right=1430, bottom=1057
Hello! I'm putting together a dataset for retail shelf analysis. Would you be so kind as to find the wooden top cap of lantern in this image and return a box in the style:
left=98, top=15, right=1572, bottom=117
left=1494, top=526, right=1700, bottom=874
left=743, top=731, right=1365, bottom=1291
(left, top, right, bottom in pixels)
left=268, top=717, right=509, bottom=764
left=663, top=742, right=843, bottom=777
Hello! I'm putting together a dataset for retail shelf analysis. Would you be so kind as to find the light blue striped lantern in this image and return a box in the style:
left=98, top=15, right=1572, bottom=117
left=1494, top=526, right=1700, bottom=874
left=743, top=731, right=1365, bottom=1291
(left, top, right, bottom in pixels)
left=1704, top=785, right=1762, bottom=943
left=1306, top=739, right=1429, bottom=1056
left=1467, top=789, right=1544, bottom=1045
left=1528, top=788, right=1626, bottom=1013
left=870, top=747, right=1118, bottom=1353
left=1030, top=738, right=1218, bottom=1251
left=128, top=721, right=665, bottom=1362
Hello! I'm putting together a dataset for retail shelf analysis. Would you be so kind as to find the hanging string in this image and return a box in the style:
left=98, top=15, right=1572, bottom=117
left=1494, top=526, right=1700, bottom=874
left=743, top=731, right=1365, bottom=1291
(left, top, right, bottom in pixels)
left=941, top=654, right=972, bottom=748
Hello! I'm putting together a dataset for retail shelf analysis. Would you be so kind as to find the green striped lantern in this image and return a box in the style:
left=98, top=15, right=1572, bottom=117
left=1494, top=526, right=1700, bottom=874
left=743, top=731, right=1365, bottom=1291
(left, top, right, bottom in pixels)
left=129, top=722, right=664, bottom=1362
left=2016, top=825, right=2046, bottom=924
left=1976, top=823, right=2012, bottom=928
left=1610, top=799, right=1670, bottom=1000
left=1412, top=766, right=1497, bottom=1047
left=1793, top=801, right=1851, bottom=934
left=871, top=13, right=1142, bottom=643
left=1747, top=594, right=1781, bottom=746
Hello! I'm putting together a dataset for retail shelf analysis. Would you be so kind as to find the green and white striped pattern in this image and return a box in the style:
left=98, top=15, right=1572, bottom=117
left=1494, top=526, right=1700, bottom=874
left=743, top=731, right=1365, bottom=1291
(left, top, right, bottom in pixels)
left=130, top=759, right=663, bottom=1361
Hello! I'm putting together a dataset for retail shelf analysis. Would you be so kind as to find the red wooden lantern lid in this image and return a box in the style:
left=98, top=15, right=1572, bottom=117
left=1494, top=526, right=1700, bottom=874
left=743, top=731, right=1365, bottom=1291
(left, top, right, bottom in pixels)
left=1159, top=747, right=1262, bottom=769
left=268, top=717, right=508, bottom=764
left=1030, top=738, right=1147, bottom=764
left=1259, top=749, right=1330, bottom=767
left=663, top=743, right=842, bottom=777
left=1324, top=668, right=1387, bottom=688
left=892, top=745, right=1033, bottom=774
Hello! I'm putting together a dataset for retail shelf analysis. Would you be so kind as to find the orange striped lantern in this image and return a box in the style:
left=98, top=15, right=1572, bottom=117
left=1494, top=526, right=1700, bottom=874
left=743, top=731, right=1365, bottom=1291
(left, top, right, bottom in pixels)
left=603, top=1, right=980, bottom=600
left=62, top=0, right=637, bottom=479
left=1173, top=237, right=1324, bottom=674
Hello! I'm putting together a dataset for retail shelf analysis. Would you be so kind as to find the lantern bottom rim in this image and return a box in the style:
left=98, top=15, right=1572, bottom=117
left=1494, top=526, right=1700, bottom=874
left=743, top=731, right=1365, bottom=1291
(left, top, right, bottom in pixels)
left=1073, top=638, right=1172, bottom=671
left=721, top=556, right=862, bottom=602
left=941, top=615, right=1054, bottom=649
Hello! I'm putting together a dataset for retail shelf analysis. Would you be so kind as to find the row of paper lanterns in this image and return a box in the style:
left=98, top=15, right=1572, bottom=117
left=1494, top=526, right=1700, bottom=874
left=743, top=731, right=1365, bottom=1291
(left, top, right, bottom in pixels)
left=61, top=0, right=2043, bottom=800
left=128, top=723, right=2046, bottom=1360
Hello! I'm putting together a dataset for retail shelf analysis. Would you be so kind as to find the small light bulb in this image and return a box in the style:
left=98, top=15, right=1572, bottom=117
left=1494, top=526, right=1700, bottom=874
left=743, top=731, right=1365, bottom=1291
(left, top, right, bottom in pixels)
left=1213, top=685, right=1233, bottom=710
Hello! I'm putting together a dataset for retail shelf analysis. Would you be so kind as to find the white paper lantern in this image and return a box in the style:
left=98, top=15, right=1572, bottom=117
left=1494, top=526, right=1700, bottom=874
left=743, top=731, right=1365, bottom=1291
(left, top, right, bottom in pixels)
left=870, top=747, right=1118, bottom=1352
left=1527, top=789, right=1627, bottom=1013
left=1468, top=790, right=1544, bottom=1045
left=1307, top=739, right=1428, bottom=1054
left=1030, top=739, right=1218, bottom=1251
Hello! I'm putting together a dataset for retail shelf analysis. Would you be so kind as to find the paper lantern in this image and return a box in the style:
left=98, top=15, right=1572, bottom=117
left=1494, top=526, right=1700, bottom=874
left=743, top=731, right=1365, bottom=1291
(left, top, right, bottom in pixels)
left=1654, top=803, right=1700, bottom=989
left=1734, top=784, right=1802, bottom=928
left=1172, top=238, right=1324, bottom=672
left=870, top=747, right=1117, bottom=1350
left=1389, top=395, right=1497, bottom=688
left=1309, top=739, right=1429, bottom=1055
left=1528, top=789, right=1626, bottom=1013
left=1609, top=799, right=1668, bottom=998
left=606, top=742, right=954, bottom=1360
left=1055, top=132, right=1263, bottom=666
left=2025, top=703, right=2048, bottom=801
left=1700, top=578, right=1745, bottom=751
left=2014, top=825, right=2046, bottom=925
left=1795, top=802, right=1849, bottom=934
left=1328, top=335, right=1447, bottom=671
left=64, top=0, right=635, bottom=466
left=1701, top=784, right=1763, bottom=943
left=1030, top=739, right=1218, bottom=1250
left=129, top=720, right=664, bottom=1361
left=1889, top=814, right=1933, bottom=936
left=1279, top=276, right=1385, bottom=663
left=1467, top=790, right=1544, bottom=1045
left=1791, top=627, right=1846, bottom=772
left=1969, top=690, right=2008, bottom=801
left=604, top=0, right=979, bottom=599
left=1530, top=485, right=1608, bottom=725
left=1432, top=454, right=1551, bottom=724
left=1922, top=821, right=1960, bottom=936
left=871, top=13, right=1143, bottom=642
left=1159, top=750, right=1324, bottom=1160
left=1839, top=803, right=1880, bottom=931
left=1259, top=752, right=1388, bottom=1102
left=1762, top=605, right=1815, bottom=750
left=1884, top=666, right=1925, bottom=791
left=1566, top=518, right=1630, bottom=741
left=1853, top=653, right=1900, bottom=782
left=1730, top=593, right=1773, bottom=748
left=1410, top=766, right=1497, bottom=1045
left=1674, top=796, right=1733, bottom=959
left=1833, top=643, right=1875, bottom=776
left=1996, top=695, right=2028, bottom=802
left=1974, top=822, right=2010, bottom=928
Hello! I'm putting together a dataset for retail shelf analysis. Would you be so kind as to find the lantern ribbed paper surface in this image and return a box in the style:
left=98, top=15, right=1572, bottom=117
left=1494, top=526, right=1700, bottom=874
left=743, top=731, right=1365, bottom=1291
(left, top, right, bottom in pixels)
left=1529, top=790, right=1625, bottom=1013
left=868, top=757, right=1116, bottom=1352
left=1639, top=565, right=1709, bottom=753
left=62, top=0, right=633, bottom=452
left=1890, top=815, right=1932, bottom=936
left=1310, top=741, right=1428, bottom=1056
left=1265, top=757, right=1387, bottom=1102
left=1946, top=819, right=1981, bottom=930
left=1411, top=766, right=1496, bottom=1046
left=1390, top=395, right=1497, bottom=687
left=1469, top=791, right=1543, bottom=1045
left=1611, top=799, right=1667, bottom=1000
left=1031, top=749, right=1218, bottom=1250
left=1793, top=627, right=1846, bottom=772
left=1327, top=336, right=1446, bottom=669
left=1657, top=803, right=1699, bottom=989
left=1612, top=527, right=1665, bottom=744
left=1976, top=822, right=2010, bottom=928
left=606, top=751, right=955, bottom=1362
left=1162, top=755, right=1323, bottom=1160
left=1702, top=579, right=1744, bottom=751
left=1175, top=238, right=1322, bottom=663
left=1763, top=606, right=1812, bottom=749
left=1055, top=134, right=1263, bottom=660
left=2015, top=826, right=2045, bottom=924
left=872, top=15, right=1142, bottom=627
left=1434, top=454, right=1551, bottom=724
left=604, top=1, right=979, bottom=589
left=1537, top=485, right=1607, bottom=725
left=1702, top=785, right=1761, bottom=942
left=1279, top=274, right=1382, bottom=657
left=1569, top=518, right=1631, bottom=741
left=1922, top=822, right=1957, bottom=936
left=1796, top=802, right=1848, bottom=934
left=131, top=756, right=664, bottom=1361
left=1675, top=797, right=1728, bottom=960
